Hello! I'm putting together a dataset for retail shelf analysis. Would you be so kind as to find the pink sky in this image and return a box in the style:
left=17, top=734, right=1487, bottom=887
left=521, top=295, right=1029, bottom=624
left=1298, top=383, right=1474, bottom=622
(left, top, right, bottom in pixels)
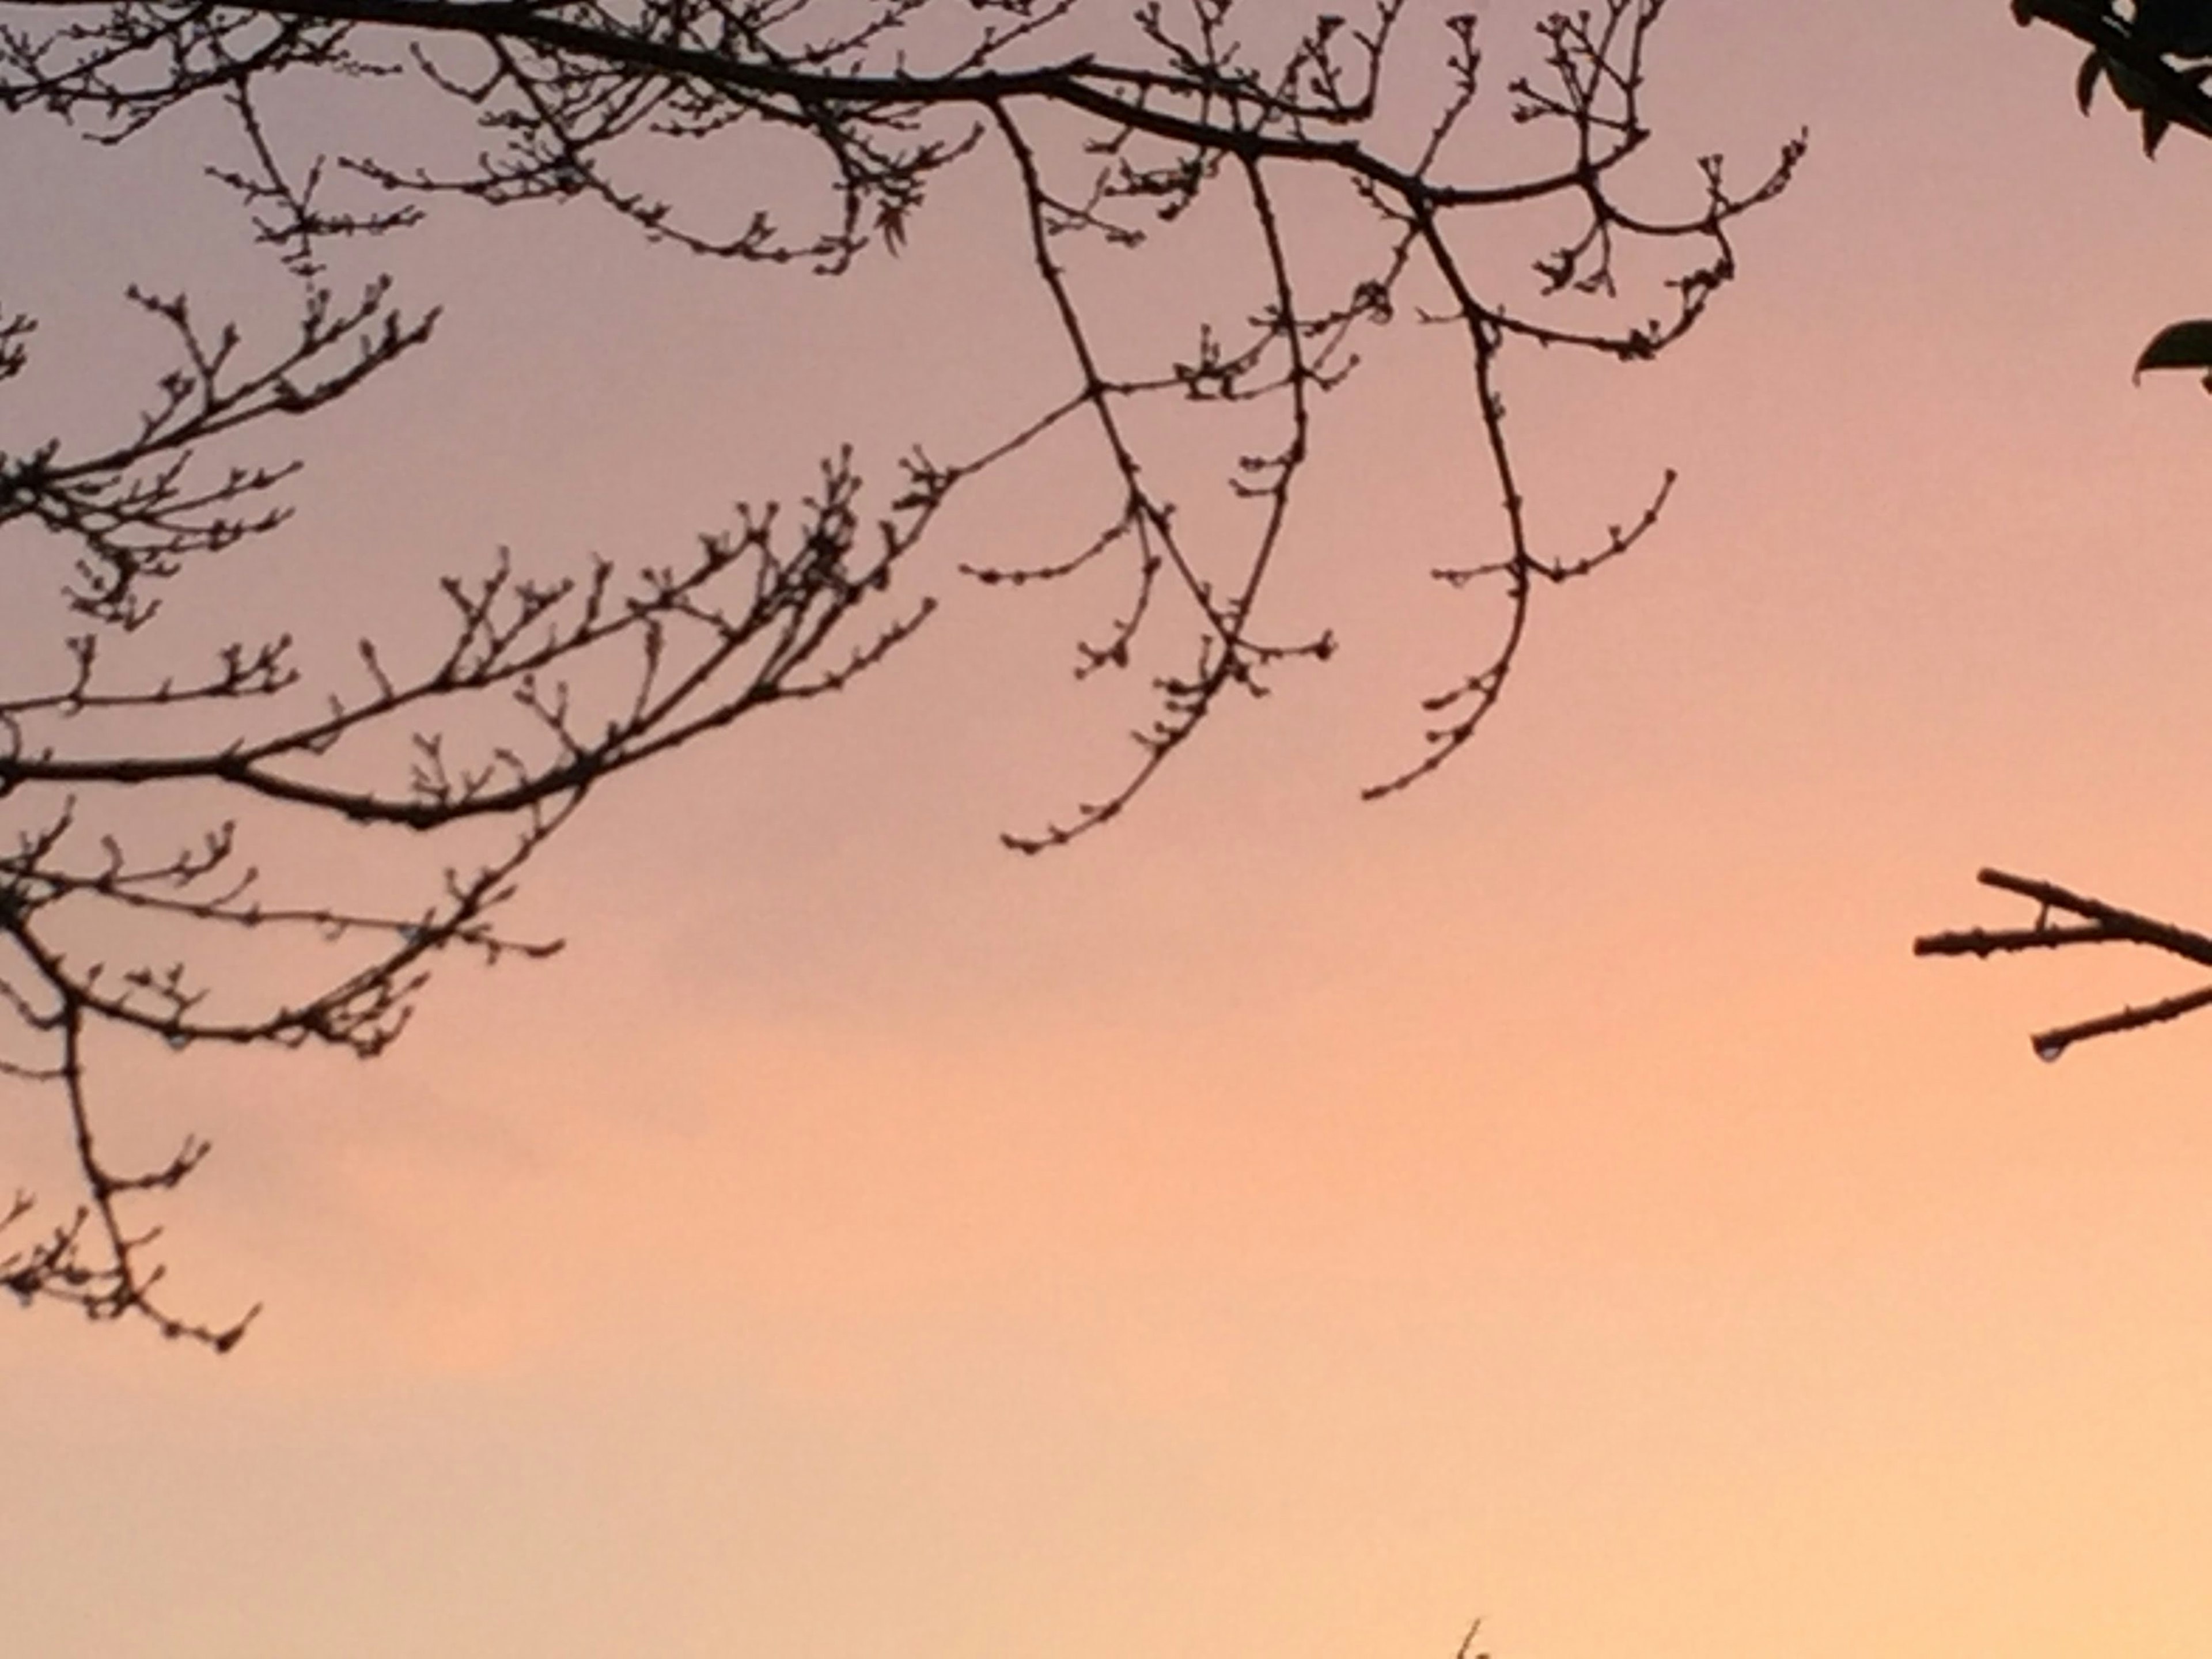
left=9, top=4, right=2212, bottom=1656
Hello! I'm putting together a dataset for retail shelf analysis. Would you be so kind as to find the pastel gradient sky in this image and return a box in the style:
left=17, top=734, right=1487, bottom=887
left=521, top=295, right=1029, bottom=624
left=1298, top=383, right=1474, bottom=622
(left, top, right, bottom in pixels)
left=10, top=4, right=2212, bottom=1656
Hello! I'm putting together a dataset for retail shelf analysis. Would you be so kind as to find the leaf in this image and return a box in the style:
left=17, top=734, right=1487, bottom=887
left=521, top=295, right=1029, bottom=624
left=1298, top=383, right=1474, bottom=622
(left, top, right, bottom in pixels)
left=2078, top=48, right=2104, bottom=113
left=2134, top=318, right=2212, bottom=380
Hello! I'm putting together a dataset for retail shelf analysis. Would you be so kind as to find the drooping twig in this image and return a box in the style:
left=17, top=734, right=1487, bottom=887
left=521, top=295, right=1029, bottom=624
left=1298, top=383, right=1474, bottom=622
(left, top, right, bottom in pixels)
left=1, top=0, right=1797, bottom=1343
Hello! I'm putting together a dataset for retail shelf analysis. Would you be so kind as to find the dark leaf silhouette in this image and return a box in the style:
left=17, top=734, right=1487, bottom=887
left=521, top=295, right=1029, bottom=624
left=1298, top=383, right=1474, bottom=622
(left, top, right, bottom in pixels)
left=2135, top=317, right=2212, bottom=381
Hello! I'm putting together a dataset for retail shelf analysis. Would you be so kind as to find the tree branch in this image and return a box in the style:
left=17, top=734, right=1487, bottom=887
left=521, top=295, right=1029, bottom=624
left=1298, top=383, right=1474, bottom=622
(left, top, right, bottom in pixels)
left=1916, top=868, right=2212, bottom=1060
left=0, top=0, right=1797, bottom=1343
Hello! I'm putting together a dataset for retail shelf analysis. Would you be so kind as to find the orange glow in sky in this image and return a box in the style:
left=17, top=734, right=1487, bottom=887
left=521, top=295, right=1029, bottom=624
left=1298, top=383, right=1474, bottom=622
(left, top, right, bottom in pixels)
left=9, top=5, right=2212, bottom=1657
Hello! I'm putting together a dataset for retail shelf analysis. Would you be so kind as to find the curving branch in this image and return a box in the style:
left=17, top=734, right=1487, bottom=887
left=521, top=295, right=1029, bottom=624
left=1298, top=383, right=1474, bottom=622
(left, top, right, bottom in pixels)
left=0, top=0, right=1798, bottom=1344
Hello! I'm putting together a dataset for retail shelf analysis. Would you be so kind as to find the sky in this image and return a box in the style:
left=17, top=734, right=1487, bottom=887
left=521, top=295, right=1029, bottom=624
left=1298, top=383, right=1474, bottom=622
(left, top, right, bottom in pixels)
left=9, top=3, right=2212, bottom=1656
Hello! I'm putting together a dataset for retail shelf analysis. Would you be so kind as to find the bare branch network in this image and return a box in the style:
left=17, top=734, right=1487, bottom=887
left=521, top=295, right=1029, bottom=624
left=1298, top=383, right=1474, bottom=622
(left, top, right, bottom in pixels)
left=1920, top=2, right=2212, bottom=1063
left=0, top=0, right=1800, bottom=1346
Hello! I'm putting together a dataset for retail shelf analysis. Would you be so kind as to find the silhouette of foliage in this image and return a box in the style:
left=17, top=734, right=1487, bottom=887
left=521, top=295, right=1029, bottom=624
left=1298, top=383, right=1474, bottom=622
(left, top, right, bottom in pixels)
left=2013, top=0, right=2212, bottom=154
left=0, top=0, right=1797, bottom=1344
left=1922, top=2, right=2212, bottom=1058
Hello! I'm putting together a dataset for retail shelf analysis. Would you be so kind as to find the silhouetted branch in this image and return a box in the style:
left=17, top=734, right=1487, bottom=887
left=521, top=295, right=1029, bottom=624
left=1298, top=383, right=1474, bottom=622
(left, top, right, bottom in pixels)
left=1917, top=868, right=2212, bottom=1060
left=0, top=0, right=1797, bottom=1343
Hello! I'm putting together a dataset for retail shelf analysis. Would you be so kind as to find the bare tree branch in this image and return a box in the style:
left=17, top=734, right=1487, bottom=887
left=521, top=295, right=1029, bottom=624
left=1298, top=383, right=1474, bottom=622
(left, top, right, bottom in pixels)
left=0, top=0, right=1798, bottom=1344
left=1918, top=869, right=2212, bottom=1062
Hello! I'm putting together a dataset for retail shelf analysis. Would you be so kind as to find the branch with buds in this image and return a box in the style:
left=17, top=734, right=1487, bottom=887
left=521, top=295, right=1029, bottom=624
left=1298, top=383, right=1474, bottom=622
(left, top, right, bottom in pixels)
left=1, top=0, right=1797, bottom=1344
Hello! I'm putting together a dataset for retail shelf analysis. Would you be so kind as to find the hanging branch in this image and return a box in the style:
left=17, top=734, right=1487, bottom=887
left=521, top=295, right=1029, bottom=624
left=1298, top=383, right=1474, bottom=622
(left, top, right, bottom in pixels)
left=0, top=0, right=1798, bottom=1344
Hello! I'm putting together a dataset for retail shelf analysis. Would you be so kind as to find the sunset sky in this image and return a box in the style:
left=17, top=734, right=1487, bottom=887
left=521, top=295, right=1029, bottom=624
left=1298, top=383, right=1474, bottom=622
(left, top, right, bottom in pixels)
left=9, top=3, right=2212, bottom=1656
